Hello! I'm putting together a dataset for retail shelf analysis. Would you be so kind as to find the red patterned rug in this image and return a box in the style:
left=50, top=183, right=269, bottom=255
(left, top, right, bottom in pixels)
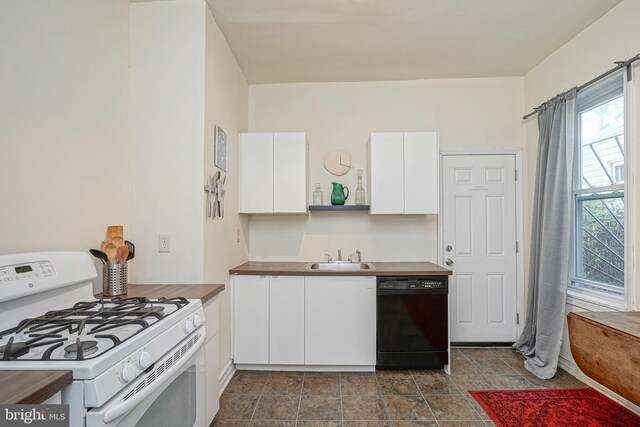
left=470, top=388, right=640, bottom=427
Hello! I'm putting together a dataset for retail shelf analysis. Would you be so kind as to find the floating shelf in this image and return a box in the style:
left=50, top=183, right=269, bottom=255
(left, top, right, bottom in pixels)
left=308, top=205, right=370, bottom=212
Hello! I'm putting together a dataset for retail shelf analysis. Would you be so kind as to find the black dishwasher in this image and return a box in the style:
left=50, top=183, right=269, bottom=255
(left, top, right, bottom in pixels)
left=376, top=276, right=449, bottom=369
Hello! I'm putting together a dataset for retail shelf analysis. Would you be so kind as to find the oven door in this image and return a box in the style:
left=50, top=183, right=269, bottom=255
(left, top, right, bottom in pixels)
left=86, top=329, right=206, bottom=427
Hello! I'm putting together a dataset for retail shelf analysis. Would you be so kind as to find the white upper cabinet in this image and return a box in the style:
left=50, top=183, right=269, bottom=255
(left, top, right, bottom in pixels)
left=370, top=132, right=404, bottom=214
left=240, top=133, right=274, bottom=213
left=273, top=133, right=307, bottom=213
left=369, top=132, right=439, bottom=214
left=404, top=132, right=438, bottom=214
left=240, top=132, right=307, bottom=214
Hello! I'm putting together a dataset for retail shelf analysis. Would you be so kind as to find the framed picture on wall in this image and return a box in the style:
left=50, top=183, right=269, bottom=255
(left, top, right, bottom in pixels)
left=214, top=125, right=227, bottom=171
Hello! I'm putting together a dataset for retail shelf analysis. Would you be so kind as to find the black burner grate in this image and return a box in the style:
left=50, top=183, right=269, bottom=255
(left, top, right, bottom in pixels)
left=0, top=297, right=189, bottom=361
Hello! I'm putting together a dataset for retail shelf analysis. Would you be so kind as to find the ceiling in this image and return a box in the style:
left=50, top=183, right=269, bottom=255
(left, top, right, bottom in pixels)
left=206, top=0, right=620, bottom=84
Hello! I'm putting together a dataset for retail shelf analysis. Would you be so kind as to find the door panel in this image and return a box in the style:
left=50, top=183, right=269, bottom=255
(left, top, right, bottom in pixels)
left=454, top=196, right=474, bottom=255
left=404, top=132, right=438, bottom=214
left=370, top=132, right=404, bottom=214
left=377, top=294, right=448, bottom=351
left=305, top=276, right=376, bottom=365
left=274, top=133, right=306, bottom=213
left=487, top=274, right=505, bottom=323
left=455, top=274, right=474, bottom=323
left=240, top=133, right=274, bottom=213
left=269, top=276, right=305, bottom=365
left=486, top=196, right=505, bottom=255
left=233, top=275, right=269, bottom=364
left=442, top=155, right=517, bottom=342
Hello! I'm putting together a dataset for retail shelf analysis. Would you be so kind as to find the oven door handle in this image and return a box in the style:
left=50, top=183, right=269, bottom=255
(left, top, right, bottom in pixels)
left=103, top=329, right=207, bottom=424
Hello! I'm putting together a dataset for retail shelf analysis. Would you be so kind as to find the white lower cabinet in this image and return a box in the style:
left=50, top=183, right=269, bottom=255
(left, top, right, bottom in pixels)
left=203, top=296, right=221, bottom=425
left=305, top=276, right=377, bottom=366
left=233, top=275, right=270, bottom=364
left=269, top=276, right=305, bottom=364
left=233, top=274, right=376, bottom=368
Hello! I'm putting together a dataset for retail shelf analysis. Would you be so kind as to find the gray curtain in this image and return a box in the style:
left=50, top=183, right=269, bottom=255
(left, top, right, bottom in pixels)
left=513, top=88, right=577, bottom=379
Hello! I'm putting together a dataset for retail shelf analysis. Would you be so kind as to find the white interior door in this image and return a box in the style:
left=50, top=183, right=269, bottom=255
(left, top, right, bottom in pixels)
left=442, top=154, right=518, bottom=342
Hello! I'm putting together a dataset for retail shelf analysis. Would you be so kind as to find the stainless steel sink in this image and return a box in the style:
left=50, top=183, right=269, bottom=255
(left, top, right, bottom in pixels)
left=306, top=262, right=376, bottom=271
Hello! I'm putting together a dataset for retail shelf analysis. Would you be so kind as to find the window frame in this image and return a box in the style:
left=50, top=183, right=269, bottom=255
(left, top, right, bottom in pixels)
left=569, top=71, right=630, bottom=309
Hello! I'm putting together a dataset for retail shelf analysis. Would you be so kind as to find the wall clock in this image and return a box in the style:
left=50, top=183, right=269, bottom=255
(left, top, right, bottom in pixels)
left=324, top=150, right=352, bottom=176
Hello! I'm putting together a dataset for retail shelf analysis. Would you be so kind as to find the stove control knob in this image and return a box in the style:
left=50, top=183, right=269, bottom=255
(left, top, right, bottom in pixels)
left=137, top=351, right=152, bottom=370
left=120, top=362, right=136, bottom=383
left=192, top=314, right=202, bottom=328
left=184, top=319, right=195, bottom=334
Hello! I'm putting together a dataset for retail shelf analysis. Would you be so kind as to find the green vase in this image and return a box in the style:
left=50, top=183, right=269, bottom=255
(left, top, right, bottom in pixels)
left=331, top=182, right=349, bottom=205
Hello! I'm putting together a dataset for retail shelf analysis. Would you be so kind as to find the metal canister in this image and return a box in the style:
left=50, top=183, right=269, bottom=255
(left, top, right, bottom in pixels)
left=102, top=262, right=128, bottom=297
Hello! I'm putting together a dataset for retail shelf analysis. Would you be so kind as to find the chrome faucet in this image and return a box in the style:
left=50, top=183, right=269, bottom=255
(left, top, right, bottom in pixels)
left=337, top=249, right=342, bottom=261
left=348, top=250, right=362, bottom=263
left=324, top=253, right=333, bottom=262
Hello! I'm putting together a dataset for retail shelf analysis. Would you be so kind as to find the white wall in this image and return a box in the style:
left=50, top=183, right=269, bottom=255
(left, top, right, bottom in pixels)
left=129, top=0, right=206, bottom=283
left=203, top=5, right=250, bottom=378
left=523, top=0, right=640, bottom=410
left=0, top=1, right=129, bottom=261
left=129, top=0, right=249, bottom=379
left=248, top=78, right=525, bottom=261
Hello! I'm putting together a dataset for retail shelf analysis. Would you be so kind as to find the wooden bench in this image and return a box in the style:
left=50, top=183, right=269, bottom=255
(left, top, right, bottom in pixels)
left=567, top=311, right=640, bottom=406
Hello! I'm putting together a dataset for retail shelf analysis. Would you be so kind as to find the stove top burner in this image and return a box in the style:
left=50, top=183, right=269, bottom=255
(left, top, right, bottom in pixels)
left=64, top=340, right=98, bottom=359
left=0, top=297, right=190, bottom=361
left=0, top=342, right=28, bottom=358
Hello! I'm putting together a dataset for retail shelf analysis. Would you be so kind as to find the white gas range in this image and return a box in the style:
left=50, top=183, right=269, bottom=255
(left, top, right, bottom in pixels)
left=0, top=252, right=207, bottom=427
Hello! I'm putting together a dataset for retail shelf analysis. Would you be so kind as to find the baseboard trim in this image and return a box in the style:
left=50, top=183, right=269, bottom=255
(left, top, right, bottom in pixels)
left=558, top=352, right=640, bottom=414
left=236, top=364, right=375, bottom=372
left=451, top=342, right=515, bottom=347
left=218, top=360, right=236, bottom=396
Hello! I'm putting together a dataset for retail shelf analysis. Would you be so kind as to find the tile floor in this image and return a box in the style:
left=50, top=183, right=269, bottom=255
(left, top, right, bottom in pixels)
left=212, top=347, right=587, bottom=427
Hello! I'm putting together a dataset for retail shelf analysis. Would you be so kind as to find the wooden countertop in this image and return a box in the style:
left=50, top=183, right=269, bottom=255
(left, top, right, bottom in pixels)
left=229, top=261, right=452, bottom=276
left=567, top=311, right=640, bottom=406
left=0, top=371, right=72, bottom=404
left=96, top=283, right=225, bottom=303
left=568, top=311, right=640, bottom=338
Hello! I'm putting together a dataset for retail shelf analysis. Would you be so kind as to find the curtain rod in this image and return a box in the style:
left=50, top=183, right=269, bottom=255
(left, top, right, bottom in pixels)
left=522, top=53, right=640, bottom=120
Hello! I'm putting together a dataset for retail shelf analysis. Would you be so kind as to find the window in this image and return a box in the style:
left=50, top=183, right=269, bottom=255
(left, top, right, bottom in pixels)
left=612, top=163, right=624, bottom=183
left=572, top=71, right=626, bottom=301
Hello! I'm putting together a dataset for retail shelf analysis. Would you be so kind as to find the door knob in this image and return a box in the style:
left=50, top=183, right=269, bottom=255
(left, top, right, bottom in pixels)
left=445, top=245, right=452, bottom=252
left=445, top=259, right=454, bottom=266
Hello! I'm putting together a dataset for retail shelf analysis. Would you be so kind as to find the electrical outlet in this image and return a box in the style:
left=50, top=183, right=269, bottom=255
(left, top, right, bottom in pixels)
left=158, top=234, right=171, bottom=253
